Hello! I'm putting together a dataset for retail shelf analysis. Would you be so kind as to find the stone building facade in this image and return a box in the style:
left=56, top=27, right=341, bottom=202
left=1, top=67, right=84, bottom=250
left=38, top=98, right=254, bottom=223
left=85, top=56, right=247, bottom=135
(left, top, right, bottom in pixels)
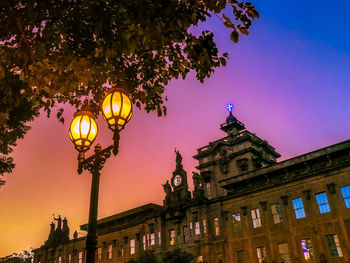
left=33, top=112, right=350, bottom=263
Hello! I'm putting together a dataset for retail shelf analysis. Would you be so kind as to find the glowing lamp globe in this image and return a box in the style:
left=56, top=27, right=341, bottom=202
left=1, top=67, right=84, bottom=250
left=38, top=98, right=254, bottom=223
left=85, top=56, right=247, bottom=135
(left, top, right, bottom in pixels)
left=102, top=87, right=133, bottom=131
left=69, top=111, right=98, bottom=152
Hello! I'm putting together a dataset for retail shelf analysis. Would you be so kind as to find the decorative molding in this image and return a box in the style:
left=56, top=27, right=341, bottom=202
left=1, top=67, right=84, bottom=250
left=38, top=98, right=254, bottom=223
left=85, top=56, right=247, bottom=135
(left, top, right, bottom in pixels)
left=303, top=189, right=311, bottom=200
left=240, top=206, right=248, bottom=216
left=259, top=201, right=268, bottom=211
left=327, top=183, right=336, bottom=194
left=281, top=195, right=288, bottom=206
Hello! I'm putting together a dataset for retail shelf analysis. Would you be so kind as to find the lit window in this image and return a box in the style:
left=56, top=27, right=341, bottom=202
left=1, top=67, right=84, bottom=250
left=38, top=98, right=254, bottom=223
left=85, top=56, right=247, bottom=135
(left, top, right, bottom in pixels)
left=142, top=235, right=146, bottom=250
left=195, top=221, right=200, bottom=235
left=217, top=253, right=223, bottom=263
left=108, top=244, right=112, bottom=259
left=58, top=257, right=61, bottom=263
left=97, top=248, right=102, bottom=262
left=78, top=252, right=83, bottom=263
left=150, top=233, right=155, bottom=245
left=157, top=230, right=161, bottom=245
left=203, top=219, right=207, bottom=234
left=341, top=185, right=350, bottom=208
left=271, top=204, right=282, bottom=224
left=206, top=183, right=212, bottom=199
left=292, top=198, right=306, bottom=219
left=214, top=218, right=220, bottom=236
left=197, top=256, right=203, bottom=262
left=256, top=247, right=266, bottom=263
left=232, top=213, right=241, bottom=223
left=278, top=243, right=291, bottom=263
left=301, top=239, right=314, bottom=260
left=325, top=234, right=343, bottom=258
left=251, top=208, right=262, bottom=228
left=236, top=250, right=245, bottom=263
left=68, top=254, right=71, bottom=263
left=130, top=239, right=135, bottom=255
left=170, top=229, right=175, bottom=245
left=118, top=244, right=123, bottom=257
left=316, top=192, right=331, bottom=213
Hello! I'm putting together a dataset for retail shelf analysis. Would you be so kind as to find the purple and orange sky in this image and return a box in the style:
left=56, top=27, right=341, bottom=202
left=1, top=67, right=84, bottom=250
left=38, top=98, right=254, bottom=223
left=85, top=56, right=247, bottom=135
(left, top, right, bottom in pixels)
left=1, top=1, right=350, bottom=256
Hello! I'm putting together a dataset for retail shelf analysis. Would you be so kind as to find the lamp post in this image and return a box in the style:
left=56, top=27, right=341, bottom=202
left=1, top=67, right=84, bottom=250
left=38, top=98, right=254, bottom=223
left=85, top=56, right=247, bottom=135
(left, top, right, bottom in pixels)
left=68, top=87, right=132, bottom=263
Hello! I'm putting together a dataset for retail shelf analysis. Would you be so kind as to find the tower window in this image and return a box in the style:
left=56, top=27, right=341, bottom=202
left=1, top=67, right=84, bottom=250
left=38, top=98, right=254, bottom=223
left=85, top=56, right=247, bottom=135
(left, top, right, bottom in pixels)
left=316, top=192, right=331, bottom=213
left=278, top=243, right=291, bottom=263
left=130, top=239, right=135, bottom=255
left=108, top=244, right=112, bottom=259
left=256, top=247, right=267, bottom=263
left=292, top=198, right=306, bottom=219
left=325, top=234, right=343, bottom=258
left=301, top=239, right=314, bottom=260
left=195, top=221, right=200, bottom=235
left=341, top=185, right=350, bottom=208
left=97, top=248, right=102, bottom=262
left=271, top=204, right=282, bottom=224
left=157, top=230, right=161, bottom=245
left=214, top=217, right=220, bottom=236
left=251, top=208, right=262, bottom=228
left=232, top=213, right=241, bottom=223
left=150, top=233, right=155, bottom=245
left=170, top=229, right=175, bottom=245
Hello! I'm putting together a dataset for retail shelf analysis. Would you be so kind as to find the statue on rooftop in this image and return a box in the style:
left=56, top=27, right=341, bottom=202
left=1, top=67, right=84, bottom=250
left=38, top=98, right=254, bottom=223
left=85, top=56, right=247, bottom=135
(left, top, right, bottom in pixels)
left=174, top=148, right=182, bottom=165
left=54, top=215, right=62, bottom=230
left=163, top=180, right=172, bottom=197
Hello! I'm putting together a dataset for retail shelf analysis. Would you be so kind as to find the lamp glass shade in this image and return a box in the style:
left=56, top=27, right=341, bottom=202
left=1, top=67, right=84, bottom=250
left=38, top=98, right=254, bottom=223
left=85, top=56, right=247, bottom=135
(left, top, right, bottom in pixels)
left=102, top=88, right=132, bottom=131
left=69, top=111, right=98, bottom=152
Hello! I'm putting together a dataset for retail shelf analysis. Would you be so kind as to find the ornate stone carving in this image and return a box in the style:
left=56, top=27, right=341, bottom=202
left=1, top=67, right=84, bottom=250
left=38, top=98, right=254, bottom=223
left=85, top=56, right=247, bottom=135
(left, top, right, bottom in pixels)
left=237, top=158, right=249, bottom=173
left=218, top=149, right=230, bottom=174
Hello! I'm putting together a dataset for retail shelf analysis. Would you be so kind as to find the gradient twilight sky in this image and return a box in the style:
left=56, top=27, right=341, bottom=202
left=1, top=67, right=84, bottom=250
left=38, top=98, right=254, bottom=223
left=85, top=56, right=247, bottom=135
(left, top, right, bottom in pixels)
left=1, top=0, right=350, bottom=256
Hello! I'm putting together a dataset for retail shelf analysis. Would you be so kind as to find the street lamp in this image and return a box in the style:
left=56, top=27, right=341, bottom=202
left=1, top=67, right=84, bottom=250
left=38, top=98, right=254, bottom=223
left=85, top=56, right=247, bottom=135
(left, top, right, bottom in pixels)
left=68, top=87, right=133, bottom=263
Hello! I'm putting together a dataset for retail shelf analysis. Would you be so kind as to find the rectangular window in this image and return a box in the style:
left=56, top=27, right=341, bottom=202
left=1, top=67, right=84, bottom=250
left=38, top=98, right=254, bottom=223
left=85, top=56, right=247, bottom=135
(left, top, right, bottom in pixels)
left=108, top=244, right=112, bottom=259
left=237, top=250, right=245, bottom=263
left=157, top=230, right=161, bottom=245
left=271, top=204, right=282, bottom=224
left=170, top=229, right=175, bottom=246
left=206, top=183, right=212, bottom=199
left=292, top=198, right=306, bottom=219
left=68, top=255, right=71, bottom=263
left=316, top=192, right=331, bottom=213
left=130, top=239, right=135, bottom=255
left=78, top=252, right=83, bottom=263
left=97, top=248, right=102, bottom=262
left=256, top=247, right=266, bottom=263
left=232, top=212, right=241, bottom=223
left=195, top=221, right=200, bottom=235
left=278, top=243, right=291, bottom=263
left=341, top=185, right=350, bottom=208
left=214, top=217, right=220, bottom=236
left=142, top=235, right=146, bottom=250
left=217, top=253, right=223, bottom=263
left=183, top=226, right=189, bottom=243
left=147, top=233, right=150, bottom=246
left=150, top=233, right=155, bottom=245
left=325, top=234, right=343, bottom=258
left=301, top=239, right=314, bottom=260
left=118, top=244, right=123, bottom=257
left=251, top=208, right=262, bottom=228
left=58, top=257, right=61, bottom=263
left=203, top=219, right=207, bottom=234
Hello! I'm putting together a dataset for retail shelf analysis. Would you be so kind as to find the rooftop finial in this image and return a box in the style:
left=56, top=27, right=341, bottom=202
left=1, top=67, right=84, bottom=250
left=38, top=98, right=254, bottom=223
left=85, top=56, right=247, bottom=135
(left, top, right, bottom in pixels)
left=226, top=104, right=233, bottom=113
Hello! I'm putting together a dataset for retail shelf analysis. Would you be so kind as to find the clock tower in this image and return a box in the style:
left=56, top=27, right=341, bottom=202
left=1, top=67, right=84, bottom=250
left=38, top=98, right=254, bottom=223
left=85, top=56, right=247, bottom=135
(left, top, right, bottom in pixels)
left=163, top=149, right=191, bottom=208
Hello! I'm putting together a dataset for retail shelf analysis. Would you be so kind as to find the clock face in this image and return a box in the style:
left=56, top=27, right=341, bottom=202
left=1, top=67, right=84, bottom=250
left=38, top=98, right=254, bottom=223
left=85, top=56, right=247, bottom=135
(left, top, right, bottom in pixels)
left=174, top=175, right=182, bottom=187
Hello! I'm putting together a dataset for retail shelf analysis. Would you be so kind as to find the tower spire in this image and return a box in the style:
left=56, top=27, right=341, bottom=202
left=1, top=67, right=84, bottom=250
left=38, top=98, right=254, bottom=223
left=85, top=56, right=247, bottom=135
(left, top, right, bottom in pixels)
left=220, top=104, right=245, bottom=135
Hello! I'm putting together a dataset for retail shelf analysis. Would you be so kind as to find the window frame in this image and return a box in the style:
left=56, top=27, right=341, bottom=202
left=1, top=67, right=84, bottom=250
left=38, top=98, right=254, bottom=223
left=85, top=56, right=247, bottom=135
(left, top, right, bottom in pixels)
left=292, top=198, right=306, bottom=219
left=315, top=192, right=331, bottom=214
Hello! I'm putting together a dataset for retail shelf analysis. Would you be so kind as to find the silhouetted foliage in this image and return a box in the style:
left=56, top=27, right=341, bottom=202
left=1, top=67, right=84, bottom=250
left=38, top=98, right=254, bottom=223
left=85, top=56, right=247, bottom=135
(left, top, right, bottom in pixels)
left=0, top=0, right=259, bottom=182
left=6, top=250, right=33, bottom=263
left=126, top=250, right=159, bottom=263
left=162, top=248, right=194, bottom=263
